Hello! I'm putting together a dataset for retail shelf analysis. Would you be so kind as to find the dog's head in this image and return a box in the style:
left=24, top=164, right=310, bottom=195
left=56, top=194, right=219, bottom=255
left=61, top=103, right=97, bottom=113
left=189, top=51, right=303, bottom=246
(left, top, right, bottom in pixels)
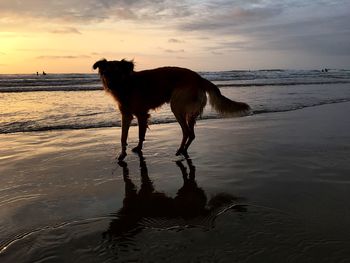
left=93, top=59, right=134, bottom=82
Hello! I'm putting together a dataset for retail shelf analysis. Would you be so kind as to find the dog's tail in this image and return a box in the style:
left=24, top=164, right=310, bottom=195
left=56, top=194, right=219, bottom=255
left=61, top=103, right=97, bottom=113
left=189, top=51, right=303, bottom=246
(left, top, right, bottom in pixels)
left=204, top=80, right=251, bottom=117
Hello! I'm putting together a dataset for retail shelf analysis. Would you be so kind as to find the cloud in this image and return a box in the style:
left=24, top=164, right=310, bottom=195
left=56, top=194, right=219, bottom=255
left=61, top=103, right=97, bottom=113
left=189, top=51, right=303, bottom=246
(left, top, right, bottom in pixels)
left=211, top=51, right=223, bottom=55
left=37, top=55, right=91, bottom=59
left=50, top=27, right=81, bottom=34
left=168, top=38, right=185, bottom=43
left=203, top=40, right=250, bottom=56
left=177, top=1, right=283, bottom=32
left=164, top=49, right=185, bottom=53
left=91, top=52, right=103, bottom=56
left=182, top=14, right=279, bottom=33
left=173, top=0, right=350, bottom=58
left=0, top=0, right=191, bottom=24
left=237, top=14, right=350, bottom=56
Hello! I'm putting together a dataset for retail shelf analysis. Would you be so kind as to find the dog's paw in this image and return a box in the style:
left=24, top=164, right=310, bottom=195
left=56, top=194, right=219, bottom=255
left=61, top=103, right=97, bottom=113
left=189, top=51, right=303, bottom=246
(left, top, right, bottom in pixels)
left=175, top=148, right=183, bottom=156
left=117, top=160, right=127, bottom=168
left=175, top=148, right=189, bottom=158
left=182, top=150, right=189, bottom=159
left=117, top=151, right=127, bottom=161
left=132, top=146, right=142, bottom=153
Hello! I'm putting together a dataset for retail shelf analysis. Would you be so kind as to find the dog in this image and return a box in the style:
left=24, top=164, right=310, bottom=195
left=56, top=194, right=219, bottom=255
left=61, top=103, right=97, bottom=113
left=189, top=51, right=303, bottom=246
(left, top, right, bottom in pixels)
left=93, top=59, right=250, bottom=160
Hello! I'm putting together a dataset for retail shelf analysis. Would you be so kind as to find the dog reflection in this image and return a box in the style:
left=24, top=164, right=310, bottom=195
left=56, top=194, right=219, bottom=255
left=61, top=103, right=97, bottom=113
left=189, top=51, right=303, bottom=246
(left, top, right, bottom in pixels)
left=104, top=154, right=245, bottom=240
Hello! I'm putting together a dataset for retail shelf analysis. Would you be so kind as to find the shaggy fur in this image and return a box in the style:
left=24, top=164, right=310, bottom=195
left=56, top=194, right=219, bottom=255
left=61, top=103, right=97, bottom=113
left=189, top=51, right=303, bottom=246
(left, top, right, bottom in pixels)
left=93, top=59, right=250, bottom=160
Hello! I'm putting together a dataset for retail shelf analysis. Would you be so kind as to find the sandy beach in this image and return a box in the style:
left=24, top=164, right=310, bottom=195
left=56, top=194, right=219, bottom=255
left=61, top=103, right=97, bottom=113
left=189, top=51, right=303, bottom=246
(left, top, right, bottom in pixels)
left=1, top=102, right=350, bottom=262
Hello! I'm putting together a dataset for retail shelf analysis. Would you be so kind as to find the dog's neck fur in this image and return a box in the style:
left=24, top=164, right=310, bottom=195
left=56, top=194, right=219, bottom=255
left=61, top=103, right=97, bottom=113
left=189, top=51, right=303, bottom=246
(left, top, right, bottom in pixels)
left=101, top=74, right=133, bottom=113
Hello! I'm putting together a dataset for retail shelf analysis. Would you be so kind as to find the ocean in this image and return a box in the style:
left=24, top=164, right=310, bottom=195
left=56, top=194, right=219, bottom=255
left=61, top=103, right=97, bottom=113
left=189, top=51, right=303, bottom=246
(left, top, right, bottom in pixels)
left=1, top=69, right=350, bottom=134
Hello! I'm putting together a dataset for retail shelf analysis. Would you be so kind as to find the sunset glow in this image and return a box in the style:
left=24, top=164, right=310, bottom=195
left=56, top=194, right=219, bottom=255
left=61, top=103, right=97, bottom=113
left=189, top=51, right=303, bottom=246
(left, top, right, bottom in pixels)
left=1, top=0, right=349, bottom=73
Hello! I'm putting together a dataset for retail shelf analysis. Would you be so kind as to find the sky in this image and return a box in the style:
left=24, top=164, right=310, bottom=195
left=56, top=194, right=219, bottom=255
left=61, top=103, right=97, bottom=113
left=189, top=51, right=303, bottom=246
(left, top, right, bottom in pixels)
left=0, top=0, right=349, bottom=73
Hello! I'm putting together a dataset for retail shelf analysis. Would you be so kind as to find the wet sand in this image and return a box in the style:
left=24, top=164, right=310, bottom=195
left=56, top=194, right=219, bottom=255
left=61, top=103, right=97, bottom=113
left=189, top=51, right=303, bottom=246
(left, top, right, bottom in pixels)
left=1, top=102, right=350, bottom=262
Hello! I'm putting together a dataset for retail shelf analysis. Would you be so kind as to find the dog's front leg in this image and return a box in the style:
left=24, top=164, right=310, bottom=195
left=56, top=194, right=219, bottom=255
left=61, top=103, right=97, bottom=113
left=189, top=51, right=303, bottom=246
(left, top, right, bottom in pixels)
left=132, top=114, right=149, bottom=153
left=118, top=113, right=133, bottom=160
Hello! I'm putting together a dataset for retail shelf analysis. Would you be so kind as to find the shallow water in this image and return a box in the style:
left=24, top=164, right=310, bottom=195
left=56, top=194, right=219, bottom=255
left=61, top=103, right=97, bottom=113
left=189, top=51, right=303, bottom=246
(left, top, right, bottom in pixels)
left=1, top=70, right=350, bottom=133
left=1, top=103, right=350, bottom=262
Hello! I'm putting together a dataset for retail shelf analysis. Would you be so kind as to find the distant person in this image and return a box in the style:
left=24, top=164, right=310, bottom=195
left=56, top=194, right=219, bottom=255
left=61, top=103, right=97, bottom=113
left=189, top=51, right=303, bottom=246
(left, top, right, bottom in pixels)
left=36, top=72, right=39, bottom=76
left=42, top=71, right=47, bottom=75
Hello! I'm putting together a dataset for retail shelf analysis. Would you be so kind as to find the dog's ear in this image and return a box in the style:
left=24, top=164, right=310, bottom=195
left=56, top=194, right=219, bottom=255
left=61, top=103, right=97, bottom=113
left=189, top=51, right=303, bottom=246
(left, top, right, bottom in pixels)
left=93, top=59, right=107, bottom=70
left=120, top=59, right=134, bottom=75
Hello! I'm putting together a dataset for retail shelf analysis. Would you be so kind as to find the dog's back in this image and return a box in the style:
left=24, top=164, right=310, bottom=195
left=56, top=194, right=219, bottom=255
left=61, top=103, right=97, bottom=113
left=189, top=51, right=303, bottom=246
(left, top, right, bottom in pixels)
left=121, top=67, right=206, bottom=114
left=131, top=67, right=203, bottom=98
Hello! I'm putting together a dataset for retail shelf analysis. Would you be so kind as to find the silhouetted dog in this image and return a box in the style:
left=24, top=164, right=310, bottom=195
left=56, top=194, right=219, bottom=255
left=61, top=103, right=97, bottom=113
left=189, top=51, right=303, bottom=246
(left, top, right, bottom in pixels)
left=93, top=59, right=250, bottom=160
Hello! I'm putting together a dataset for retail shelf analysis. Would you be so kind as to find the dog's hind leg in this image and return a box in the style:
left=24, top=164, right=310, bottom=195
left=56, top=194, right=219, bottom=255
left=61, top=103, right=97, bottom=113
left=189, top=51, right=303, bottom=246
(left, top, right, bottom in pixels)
left=132, top=113, right=149, bottom=153
left=171, top=88, right=201, bottom=157
left=174, top=113, right=190, bottom=157
left=184, top=114, right=197, bottom=152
